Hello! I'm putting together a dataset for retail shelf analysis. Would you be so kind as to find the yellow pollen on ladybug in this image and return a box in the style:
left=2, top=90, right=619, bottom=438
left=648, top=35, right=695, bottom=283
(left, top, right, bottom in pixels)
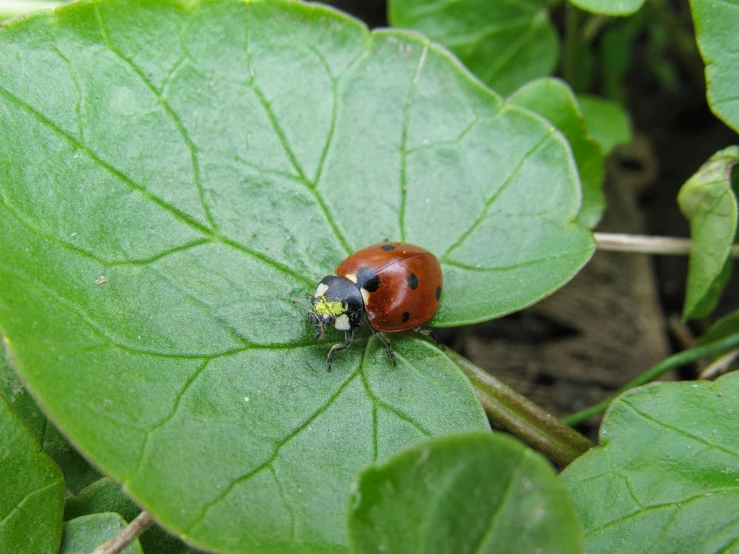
left=314, top=296, right=347, bottom=317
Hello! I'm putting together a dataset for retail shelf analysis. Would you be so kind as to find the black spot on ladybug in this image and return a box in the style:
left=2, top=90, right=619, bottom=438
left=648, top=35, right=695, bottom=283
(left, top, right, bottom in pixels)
left=401, top=312, right=410, bottom=322
left=436, top=285, right=442, bottom=301
left=381, top=244, right=395, bottom=251
left=357, top=266, right=380, bottom=292
left=407, top=273, right=419, bottom=290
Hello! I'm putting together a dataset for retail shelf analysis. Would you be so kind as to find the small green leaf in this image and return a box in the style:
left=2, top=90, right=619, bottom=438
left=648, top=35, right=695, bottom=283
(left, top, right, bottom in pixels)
left=0, top=0, right=593, bottom=551
left=700, top=309, right=739, bottom=345
left=570, top=0, right=645, bottom=16
left=1, top=347, right=102, bottom=494
left=691, top=0, right=739, bottom=133
left=348, top=432, right=583, bottom=554
left=0, top=395, right=65, bottom=554
left=65, top=478, right=203, bottom=553
left=560, top=373, right=739, bottom=553
left=678, top=146, right=739, bottom=319
left=61, top=513, right=143, bottom=554
left=576, top=94, right=631, bottom=155
left=509, top=78, right=605, bottom=228
left=389, top=0, right=559, bottom=95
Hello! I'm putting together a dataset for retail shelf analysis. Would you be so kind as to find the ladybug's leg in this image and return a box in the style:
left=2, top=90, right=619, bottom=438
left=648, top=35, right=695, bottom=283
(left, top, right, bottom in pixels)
left=413, top=326, right=445, bottom=350
left=372, top=329, right=397, bottom=365
left=326, top=329, right=354, bottom=372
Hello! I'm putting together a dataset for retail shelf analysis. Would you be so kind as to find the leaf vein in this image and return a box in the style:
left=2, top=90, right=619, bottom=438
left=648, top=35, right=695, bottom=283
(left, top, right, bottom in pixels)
left=440, top=131, right=550, bottom=260
left=620, top=399, right=739, bottom=461
left=185, top=369, right=362, bottom=533
left=95, top=5, right=215, bottom=229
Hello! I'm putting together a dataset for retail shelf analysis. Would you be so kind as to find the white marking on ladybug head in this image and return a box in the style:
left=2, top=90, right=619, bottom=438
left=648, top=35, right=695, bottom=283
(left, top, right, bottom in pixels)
left=360, top=287, right=370, bottom=305
left=334, top=313, right=351, bottom=331
left=344, top=273, right=358, bottom=284
left=315, top=283, right=329, bottom=297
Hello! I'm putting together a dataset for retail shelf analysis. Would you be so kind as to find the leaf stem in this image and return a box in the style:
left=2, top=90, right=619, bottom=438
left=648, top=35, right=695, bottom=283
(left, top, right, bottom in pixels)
left=594, top=232, right=739, bottom=257
left=563, top=332, right=739, bottom=426
left=446, top=349, right=594, bottom=467
left=92, top=511, right=153, bottom=554
left=562, top=3, right=582, bottom=87
left=0, top=1, right=62, bottom=20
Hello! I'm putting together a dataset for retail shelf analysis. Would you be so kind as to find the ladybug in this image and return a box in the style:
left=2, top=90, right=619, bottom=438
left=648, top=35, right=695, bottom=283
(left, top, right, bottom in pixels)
left=295, top=241, right=443, bottom=370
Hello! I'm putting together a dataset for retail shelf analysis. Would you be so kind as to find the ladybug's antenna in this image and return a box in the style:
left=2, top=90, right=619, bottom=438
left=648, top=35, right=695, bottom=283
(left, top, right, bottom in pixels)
left=292, top=299, right=313, bottom=311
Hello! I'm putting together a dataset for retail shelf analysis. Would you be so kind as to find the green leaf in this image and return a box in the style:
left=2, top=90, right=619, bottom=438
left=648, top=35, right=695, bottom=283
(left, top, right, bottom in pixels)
left=65, top=478, right=203, bottom=553
left=0, top=395, right=65, bottom=554
left=61, top=513, right=143, bottom=554
left=691, top=0, right=739, bottom=133
left=570, top=0, right=645, bottom=16
left=576, top=94, right=631, bottom=156
left=348, top=432, right=583, bottom=554
left=509, top=78, right=605, bottom=228
left=388, top=0, right=559, bottom=95
left=700, top=309, right=739, bottom=345
left=0, top=0, right=592, bottom=551
left=1, top=343, right=46, bottom=438
left=1, top=346, right=102, bottom=494
left=677, top=146, right=739, bottom=319
left=560, top=373, right=739, bottom=553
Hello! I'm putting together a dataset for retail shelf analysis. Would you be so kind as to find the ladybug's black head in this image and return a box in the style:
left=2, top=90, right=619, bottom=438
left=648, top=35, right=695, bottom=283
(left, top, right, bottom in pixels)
left=295, top=275, right=364, bottom=339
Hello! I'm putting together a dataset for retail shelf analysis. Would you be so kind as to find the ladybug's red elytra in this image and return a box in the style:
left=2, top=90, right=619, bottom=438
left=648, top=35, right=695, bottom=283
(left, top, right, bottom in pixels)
left=295, top=241, right=443, bottom=371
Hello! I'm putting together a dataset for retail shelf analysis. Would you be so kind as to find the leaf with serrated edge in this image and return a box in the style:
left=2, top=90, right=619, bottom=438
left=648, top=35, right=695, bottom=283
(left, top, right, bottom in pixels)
left=561, top=373, right=739, bottom=553
left=0, top=0, right=591, bottom=551
left=0, top=395, right=65, bottom=554
left=678, top=146, right=738, bottom=319
left=691, top=0, right=739, bottom=133
left=389, top=0, right=559, bottom=95
left=509, top=78, right=605, bottom=229
left=61, top=513, right=143, bottom=554
left=349, top=432, right=583, bottom=554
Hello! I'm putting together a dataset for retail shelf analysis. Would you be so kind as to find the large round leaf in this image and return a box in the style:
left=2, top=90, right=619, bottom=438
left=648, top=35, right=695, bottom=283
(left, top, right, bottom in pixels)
left=560, top=373, right=739, bottom=553
left=0, top=395, right=65, bottom=553
left=0, top=0, right=591, bottom=552
left=348, top=432, right=583, bottom=554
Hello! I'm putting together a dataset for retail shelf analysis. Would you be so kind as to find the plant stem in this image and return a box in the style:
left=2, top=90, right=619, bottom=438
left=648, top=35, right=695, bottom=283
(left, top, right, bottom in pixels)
left=582, top=14, right=608, bottom=43
left=563, top=332, right=739, bottom=426
left=446, top=349, right=594, bottom=467
left=92, top=511, right=153, bottom=554
left=594, top=232, right=739, bottom=257
left=698, top=348, right=739, bottom=380
left=0, top=1, right=62, bottom=20
left=562, top=3, right=582, bottom=87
